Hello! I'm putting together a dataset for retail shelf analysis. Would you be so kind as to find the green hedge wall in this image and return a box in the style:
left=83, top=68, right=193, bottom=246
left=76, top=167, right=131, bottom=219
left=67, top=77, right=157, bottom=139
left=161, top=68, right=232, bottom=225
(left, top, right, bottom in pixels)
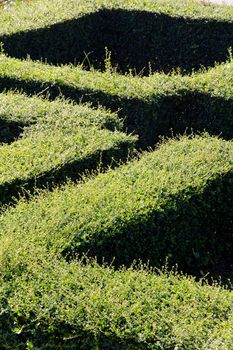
left=0, top=255, right=232, bottom=350
left=1, top=55, right=233, bottom=148
left=1, top=0, right=233, bottom=74
left=0, top=91, right=136, bottom=205
left=0, top=135, right=232, bottom=277
left=0, top=91, right=122, bottom=143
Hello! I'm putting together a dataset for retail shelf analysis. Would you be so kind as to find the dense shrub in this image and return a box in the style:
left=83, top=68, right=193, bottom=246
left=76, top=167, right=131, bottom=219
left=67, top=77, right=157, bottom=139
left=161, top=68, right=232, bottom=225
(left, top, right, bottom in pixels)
left=1, top=55, right=233, bottom=148
left=0, top=91, right=123, bottom=131
left=0, top=254, right=232, bottom=350
left=0, top=91, right=136, bottom=205
left=1, top=0, right=233, bottom=74
left=0, top=135, right=232, bottom=277
left=0, top=2, right=232, bottom=348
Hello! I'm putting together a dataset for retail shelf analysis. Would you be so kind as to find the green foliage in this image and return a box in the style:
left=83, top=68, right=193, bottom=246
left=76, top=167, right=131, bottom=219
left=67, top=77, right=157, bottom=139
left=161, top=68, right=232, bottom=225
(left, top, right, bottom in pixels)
left=1, top=0, right=233, bottom=75
left=0, top=91, right=123, bottom=130
left=0, top=135, right=232, bottom=277
left=0, top=254, right=233, bottom=350
left=0, top=1, right=232, bottom=348
left=0, top=91, right=136, bottom=205
left=1, top=53, right=233, bottom=148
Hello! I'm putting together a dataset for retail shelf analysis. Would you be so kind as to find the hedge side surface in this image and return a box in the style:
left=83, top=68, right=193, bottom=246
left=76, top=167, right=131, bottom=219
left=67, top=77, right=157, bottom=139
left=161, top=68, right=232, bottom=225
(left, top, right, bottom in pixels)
left=0, top=135, right=232, bottom=277
left=0, top=91, right=122, bottom=144
left=1, top=55, right=233, bottom=148
left=0, top=90, right=122, bottom=130
left=0, top=93, right=136, bottom=204
left=0, top=254, right=232, bottom=350
left=1, top=0, right=233, bottom=75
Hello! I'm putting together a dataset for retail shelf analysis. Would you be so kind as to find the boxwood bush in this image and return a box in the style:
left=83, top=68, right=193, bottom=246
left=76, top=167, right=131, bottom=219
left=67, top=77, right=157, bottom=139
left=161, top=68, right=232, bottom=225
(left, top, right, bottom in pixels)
left=0, top=135, right=232, bottom=278
left=0, top=2, right=232, bottom=349
left=0, top=91, right=122, bottom=143
left=0, top=91, right=136, bottom=205
left=0, top=91, right=123, bottom=131
left=1, top=55, right=233, bottom=148
left=0, top=254, right=232, bottom=350
left=1, top=0, right=233, bottom=74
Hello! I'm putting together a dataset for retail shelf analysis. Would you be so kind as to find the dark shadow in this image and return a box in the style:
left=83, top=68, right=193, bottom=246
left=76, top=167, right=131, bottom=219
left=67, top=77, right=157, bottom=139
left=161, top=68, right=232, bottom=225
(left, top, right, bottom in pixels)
left=0, top=118, right=26, bottom=144
left=1, top=76, right=233, bottom=150
left=0, top=138, right=134, bottom=207
left=2, top=9, right=233, bottom=74
left=64, top=171, right=233, bottom=282
left=0, top=312, right=149, bottom=350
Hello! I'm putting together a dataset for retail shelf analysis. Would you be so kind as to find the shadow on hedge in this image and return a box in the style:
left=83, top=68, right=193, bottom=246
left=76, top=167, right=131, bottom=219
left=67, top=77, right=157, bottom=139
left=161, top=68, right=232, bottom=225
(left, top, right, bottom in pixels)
left=0, top=315, right=149, bottom=350
left=0, top=137, right=134, bottom=207
left=64, top=171, right=233, bottom=282
left=0, top=118, right=27, bottom=144
left=1, top=76, right=233, bottom=149
left=2, top=9, right=233, bottom=74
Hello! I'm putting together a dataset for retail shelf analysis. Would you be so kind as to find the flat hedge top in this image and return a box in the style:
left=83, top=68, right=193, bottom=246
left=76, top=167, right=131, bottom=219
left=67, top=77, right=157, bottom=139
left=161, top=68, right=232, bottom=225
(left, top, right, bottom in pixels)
left=0, top=91, right=122, bottom=129
left=0, top=135, right=232, bottom=349
left=0, top=91, right=135, bottom=197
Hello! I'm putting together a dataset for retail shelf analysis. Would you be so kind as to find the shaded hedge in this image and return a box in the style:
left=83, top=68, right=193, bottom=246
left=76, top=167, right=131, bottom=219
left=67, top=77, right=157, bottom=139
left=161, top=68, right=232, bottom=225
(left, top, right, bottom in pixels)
left=1, top=1, right=233, bottom=74
left=0, top=135, right=232, bottom=278
left=0, top=254, right=232, bottom=350
left=1, top=55, right=233, bottom=148
left=0, top=92, right=136, bottom=205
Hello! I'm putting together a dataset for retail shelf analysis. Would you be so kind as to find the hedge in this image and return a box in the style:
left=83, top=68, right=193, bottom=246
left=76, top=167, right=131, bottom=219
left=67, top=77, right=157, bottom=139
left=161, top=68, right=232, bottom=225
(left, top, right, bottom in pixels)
left=0, top=254, right=232, bottom=350
left=0, top=134, right=232, bottom=278
left=1, top=54, right=233, bottom=148
left=0, top=91, right=123, bottom=130
left=1, top=0, right=233, bottom=75
left=0, top=92, right=136, bottom=205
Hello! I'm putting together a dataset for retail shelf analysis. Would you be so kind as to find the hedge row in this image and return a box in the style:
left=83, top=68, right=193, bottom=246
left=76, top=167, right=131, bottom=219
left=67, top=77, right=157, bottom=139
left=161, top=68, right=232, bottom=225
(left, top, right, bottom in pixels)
left=1, top=0, right=232, bottom=38
left=2, top=0, right=233, bottom=33
left=0, top=91, right=123, bottom=129
left=0, top=135, right=232, bottom=278
left=0, top=92, right=135, bottom=204
left=0, top=254, right=232, bottom=350
left=1, top=0, right=233, bottom=75
left=0, top=90, right=122, bottom=144
left=1, top=55, right=233, bottom=148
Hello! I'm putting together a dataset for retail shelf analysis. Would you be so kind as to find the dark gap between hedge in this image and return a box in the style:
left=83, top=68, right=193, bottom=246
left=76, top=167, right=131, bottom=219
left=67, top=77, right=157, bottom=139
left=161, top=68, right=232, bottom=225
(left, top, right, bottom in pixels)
left=0, top=118, right=28, bottom=144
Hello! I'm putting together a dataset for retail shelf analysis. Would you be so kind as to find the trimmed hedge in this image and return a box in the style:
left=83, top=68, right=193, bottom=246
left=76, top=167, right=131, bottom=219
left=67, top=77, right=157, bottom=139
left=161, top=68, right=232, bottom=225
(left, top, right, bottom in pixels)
left=0, top=135, right=232, bottom=277
left=2, top=0, right=233, bottom=38
left=1, top=55, right=233, bottom=148
left=0, top=92, right=136, bottom=205
left=0, top=255, right=232, bottom=350
left=0, top=91, right=123, bottom=130
left=1, top=0, right=233, bottom=74
left=0, top=91, right=123, bottom=144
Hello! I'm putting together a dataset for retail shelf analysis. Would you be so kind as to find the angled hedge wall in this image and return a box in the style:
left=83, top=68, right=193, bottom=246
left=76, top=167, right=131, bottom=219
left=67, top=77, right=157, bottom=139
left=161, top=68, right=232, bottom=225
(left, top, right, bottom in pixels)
left=0, top=255, right=232, bottom=350
left=0, top=135, right=232, bottom=277
left=1, top=0, right=233, bottom=74
left=0, top=91, right=136, bottom=205
left=1, top=55, right=233, bottom=148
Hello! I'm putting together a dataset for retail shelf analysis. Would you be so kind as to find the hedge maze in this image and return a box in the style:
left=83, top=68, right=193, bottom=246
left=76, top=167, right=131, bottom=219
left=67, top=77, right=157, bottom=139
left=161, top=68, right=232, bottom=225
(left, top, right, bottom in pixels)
left=0, top=0, right=232, bottom=349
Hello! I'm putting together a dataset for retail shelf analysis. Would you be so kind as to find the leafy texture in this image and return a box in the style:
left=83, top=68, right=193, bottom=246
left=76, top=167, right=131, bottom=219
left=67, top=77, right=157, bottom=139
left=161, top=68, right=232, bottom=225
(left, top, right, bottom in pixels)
left=0, top=135, right=232, bottom=277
